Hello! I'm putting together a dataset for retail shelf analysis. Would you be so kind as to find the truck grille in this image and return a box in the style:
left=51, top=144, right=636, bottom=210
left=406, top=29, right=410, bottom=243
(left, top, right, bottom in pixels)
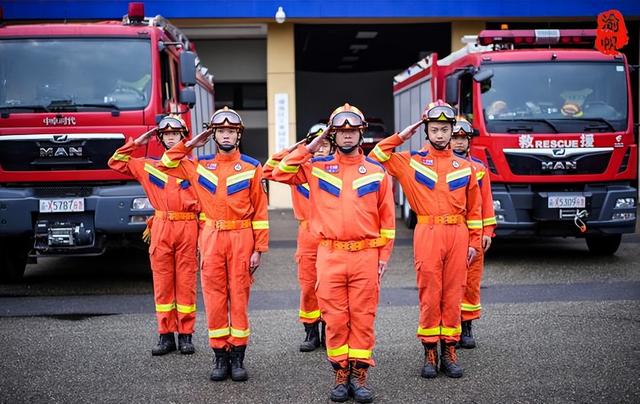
left=0, top=133, right=125, bottom=171
left=503, top=147, right=612, bottom=176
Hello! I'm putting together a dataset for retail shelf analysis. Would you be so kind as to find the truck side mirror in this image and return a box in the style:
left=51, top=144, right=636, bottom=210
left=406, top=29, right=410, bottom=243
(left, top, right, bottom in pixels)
left=473, top=68, right=494, bottom=83
left=445, top=75, right=459, bottom=106
left=179, top=87, right=196, bottom=109
left=179, top=51, right=197, bottom=87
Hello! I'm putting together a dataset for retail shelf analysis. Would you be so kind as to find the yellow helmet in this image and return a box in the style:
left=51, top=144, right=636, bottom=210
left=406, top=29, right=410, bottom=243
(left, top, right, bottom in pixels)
left=328, top=103, right=368, bottom=130
left=157, top=114, right=188, bottom=138
left=422, top=100, right=457, bottom=124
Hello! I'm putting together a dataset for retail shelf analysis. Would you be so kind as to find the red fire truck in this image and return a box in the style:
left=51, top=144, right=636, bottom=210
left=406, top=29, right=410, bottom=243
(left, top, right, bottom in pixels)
left=393, top=29, right=637, bottom=255
left=0, top=3, right=215, bottom=281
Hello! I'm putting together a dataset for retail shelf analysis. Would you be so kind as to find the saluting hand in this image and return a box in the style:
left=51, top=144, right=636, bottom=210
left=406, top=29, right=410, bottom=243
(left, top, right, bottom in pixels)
left=306, top=126, right=330, bottom=154
left=398, top=120, right=425, bottom=141
left=185, top=128, right=213, bottom=148
left=249, top=251, right=262, bottom=274
left=286, top=138, right=307, bottom=153
left=133, top=127, right=158, bottom=146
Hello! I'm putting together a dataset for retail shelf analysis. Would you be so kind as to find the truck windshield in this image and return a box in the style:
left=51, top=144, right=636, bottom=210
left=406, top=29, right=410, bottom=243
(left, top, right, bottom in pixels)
left=481, top=62, right=628, bottom=133
left=0, top=38, right=151, bottom=111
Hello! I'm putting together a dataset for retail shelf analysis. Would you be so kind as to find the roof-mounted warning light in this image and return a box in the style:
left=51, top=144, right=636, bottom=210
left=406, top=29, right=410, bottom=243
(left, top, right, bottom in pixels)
left=126, top=2, right=145, bottom=24
left=478, top=29, right=596, bottom=47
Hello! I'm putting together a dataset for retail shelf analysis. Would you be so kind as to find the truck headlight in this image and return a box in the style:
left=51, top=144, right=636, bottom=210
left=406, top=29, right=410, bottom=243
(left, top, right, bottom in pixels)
left=132, top=197, right=152, bottom=210
left=615, top=198, right=635, bottom=209
left=611, top=212, right=635, bottom=221
left=493, top=200, right=502, bottom=211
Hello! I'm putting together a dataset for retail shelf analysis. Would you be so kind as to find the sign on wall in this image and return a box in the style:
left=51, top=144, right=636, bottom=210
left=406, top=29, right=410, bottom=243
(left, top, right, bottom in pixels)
left=274, top=93, right=290, bottom=152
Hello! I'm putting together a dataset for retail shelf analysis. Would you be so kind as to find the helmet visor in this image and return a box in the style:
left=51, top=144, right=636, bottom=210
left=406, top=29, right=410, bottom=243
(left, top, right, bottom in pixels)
left=453, top=120, right=473, bottom=135
left=211, top=111, right=242, bottom=126
left=425, top=106, right=456, bottom=121
left=158, top=117, right=186, bottom=130
left=331, top=111, right=366, bottom=128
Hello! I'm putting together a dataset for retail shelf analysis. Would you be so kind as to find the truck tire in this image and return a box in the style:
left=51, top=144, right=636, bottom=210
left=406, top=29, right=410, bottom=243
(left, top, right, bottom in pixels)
left=585, top=234, right=622, bottom=256
left=0, top=237, right=30, bottom=283
left=403, top=201, right=417, bottom=229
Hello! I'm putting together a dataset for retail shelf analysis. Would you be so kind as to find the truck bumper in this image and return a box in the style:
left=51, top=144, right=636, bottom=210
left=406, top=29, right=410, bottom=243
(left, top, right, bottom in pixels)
left=0, top=183, right=153, bottom=252
left=492, top=182, right=637, bottom=237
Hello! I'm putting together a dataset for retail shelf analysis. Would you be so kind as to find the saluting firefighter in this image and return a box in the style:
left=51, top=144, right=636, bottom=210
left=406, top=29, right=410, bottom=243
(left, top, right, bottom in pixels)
left=264, top=123, right=333, bottom=352
left=273, top=104, right=395, bottom=403
left=108, top=114, right=199, bottom=356
left=154, top=107, right=269, bottom=382
left=368, top=100, right=482, bottom=378
left=450, top=117, right=497, bottom=349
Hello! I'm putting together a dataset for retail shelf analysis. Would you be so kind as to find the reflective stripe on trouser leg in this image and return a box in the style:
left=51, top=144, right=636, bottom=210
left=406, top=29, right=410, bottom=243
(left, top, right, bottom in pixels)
left=173, top=220, right=199, bottom=334
left=316, top=245, right=350, bottom=367
left=200, top=226, right=230, bottom=349
left=227, top=228, right=255, bottom=347
left=462, top=249, right=484, bottom=322
left=297, top=253, right=321, bottom=324
left=415, top=223, right=468, bottom=343
left=150, top=222, right=177, bottom=334
left=346, top=248, right=379, bottom=366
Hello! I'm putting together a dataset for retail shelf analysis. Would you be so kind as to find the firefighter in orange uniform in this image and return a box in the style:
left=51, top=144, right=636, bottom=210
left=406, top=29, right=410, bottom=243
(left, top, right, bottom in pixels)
left=108, top=115, right=199, bottom=356
left=157, top=107, right=269, bottom=382
left=264, top=123, right=333, bottom=352
left=368, top=101, right=482, bottom=379
left=450, top=117, right=497, bottom=348
left=273, top=104, right=395, bottom=403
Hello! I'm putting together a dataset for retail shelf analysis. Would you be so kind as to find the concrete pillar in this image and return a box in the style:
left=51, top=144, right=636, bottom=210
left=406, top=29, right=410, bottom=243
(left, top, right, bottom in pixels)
left=451, top=21, right=486, bottom=52
left=266, top=22, right=296, bottom=208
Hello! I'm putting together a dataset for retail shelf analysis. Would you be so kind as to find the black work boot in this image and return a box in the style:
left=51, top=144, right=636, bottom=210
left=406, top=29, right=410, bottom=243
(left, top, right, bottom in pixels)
left=421, top=343, right=438, bottom=378
left=440, top=341, right=463, bottom=378
left=209, top=348, right=230, bottom=381
left=178, top=334, right=195, bottom=355
left=230, top=345, right=249, bottom=382
left=151, top=333, right=176, bottom=356
left=329, top=362, right=350, bottom=402
left=300, top=322, right=321, bottom=352
left=349, top=361, right=375, bottom=403
left=459, top=320, right=476, bottom=349
left=320, top=321, right=327, bottom=349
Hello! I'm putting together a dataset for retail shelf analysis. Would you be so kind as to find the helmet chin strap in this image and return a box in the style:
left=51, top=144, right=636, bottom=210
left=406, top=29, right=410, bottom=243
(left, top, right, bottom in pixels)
left=213, top=129, right=242, bottom=152
left=453, top=149, right=467, bottom=157
left=428, top=136, right=450, bottom=151
left=338, top=145, right=358, bottom=154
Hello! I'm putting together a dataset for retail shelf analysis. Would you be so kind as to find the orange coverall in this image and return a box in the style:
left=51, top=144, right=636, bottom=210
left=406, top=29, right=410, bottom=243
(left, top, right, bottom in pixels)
left=462, top=157, right=497, bottom=321
left=159, top=142, right=269, bottom=349
left=273, top=148, right=395, bottom=367
left=109, top=139, right=199, bottom=335
left=264, top=149, right=321, bottom=324
left=369, top=135, right=482, bottom=344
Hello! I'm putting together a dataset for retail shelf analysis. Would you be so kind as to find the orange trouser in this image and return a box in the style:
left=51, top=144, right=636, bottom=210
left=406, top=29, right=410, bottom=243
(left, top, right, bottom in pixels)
left=414, top=222, right=469, bottom=344
left=462, top=248, right=484, bottom=321
left=200, top=225, right=254, bottom=349
left=316, top=244, right=380, bottom=368
left=149, top=218, right=198, bottom=335
left=296, top=221, right=321, bottom=324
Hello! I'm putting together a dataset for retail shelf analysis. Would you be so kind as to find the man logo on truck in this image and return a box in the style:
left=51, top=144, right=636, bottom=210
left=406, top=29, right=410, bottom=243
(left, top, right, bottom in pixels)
left=39, top=146, right=83, bottom=157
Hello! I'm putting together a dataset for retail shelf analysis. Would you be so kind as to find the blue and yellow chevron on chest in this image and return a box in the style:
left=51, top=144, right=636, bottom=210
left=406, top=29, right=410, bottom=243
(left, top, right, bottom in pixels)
left=144, top=163, right=169, bottom=189
left=446, top=166, right=472, bottom=191
left=296, top=183, right=310, bottom=199
left=196, top=164, right=219, bottom=193
left=311, top=166, right=342, bottom=197
left=226, top=169, right=255, bottom=195
left=352, top=172, right=384, bottom=197
left=409, top=158, right=438, bottom=190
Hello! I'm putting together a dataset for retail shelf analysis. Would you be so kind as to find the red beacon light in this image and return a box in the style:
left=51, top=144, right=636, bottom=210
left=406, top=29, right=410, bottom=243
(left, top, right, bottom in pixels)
left=478, top=29, right=596, bottom=47
left=127, top=2, right=145, bottom=23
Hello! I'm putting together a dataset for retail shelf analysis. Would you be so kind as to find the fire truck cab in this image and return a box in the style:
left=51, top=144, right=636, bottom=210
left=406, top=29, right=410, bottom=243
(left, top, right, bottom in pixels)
left=393, top=29, right=637, bottom=255
left=0, top=3, right=215, bottom=281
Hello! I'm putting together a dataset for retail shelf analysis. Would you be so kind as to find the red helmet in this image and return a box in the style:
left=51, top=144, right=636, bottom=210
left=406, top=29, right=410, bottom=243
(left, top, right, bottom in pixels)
left=209, top=106, right=244, bottom=132
left=422, top=100, right=457, bottom=124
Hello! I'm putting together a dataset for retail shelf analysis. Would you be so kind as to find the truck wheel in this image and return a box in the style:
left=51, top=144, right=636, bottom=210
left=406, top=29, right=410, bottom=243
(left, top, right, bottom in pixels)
left=585, top=234, right=622, bottom=256
left=403, top=201, right=417, bottom=229
left=0, top=237, right=30, bottom=283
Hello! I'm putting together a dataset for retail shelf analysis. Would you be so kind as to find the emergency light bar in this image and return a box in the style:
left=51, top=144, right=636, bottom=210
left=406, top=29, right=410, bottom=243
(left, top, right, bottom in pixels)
left=478, top=29, right=596, bottom=46
left=128, top=2, right=145, bottom=23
